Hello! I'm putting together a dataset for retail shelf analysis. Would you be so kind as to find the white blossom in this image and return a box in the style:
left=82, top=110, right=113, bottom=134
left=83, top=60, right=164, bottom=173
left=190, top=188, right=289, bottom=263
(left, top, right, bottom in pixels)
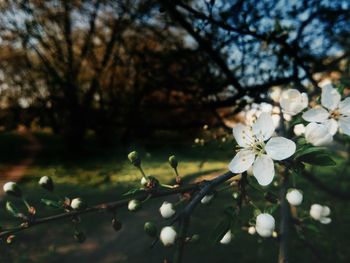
left=228, top=113, right=296, bottom=186
left=255, top=213, right=275, bottom=237
left=128, top=199, right=141, bottom=211
left=293, top=124, right=305, bottom=136
left=160, top=226, right=177, bottom=246
left=201, top=194, right=214, bottom=204
left=159, top=202, right=176, bottom=218
left=280, top=89, right=308, bottom=116
left=302, top=83, right=350, bottom=136
left=310, top=204, right=331, bottom=224
left=304, top=122, right=333, bottom=146
left=286, top=189, right=303, bottom=206
left=220, top=230, right=232, bottom=244
left=71, top=198, right=86, bottom=210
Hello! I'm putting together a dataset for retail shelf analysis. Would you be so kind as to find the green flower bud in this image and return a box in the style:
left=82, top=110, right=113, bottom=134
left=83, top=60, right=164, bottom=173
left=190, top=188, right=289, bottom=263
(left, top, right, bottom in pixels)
left=128, top=151, right=141, bottom=167
left=144, top=221, right=157, bottom=237
left=190, top=234, right=200, bottom=243
left=128, top=199, right=141, bottom=212
left=74, top=231, right=86, bottom=243
left=112, top=218, right=122, bottom=232
left=3, top=182, right=22, bottom=198
left=70, top=198, right=87, bottom=210
left=168, top=155, right=178, bottom=169
left=38, top=176, right=54, bottom=192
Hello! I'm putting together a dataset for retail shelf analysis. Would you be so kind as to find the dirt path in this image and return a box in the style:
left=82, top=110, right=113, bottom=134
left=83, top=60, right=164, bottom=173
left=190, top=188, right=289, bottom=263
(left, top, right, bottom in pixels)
left=0, top=127, right=42, bottom=194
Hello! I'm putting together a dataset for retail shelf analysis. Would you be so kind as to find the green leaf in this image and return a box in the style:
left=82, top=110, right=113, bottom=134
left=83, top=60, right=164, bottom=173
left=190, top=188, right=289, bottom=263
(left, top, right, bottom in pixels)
left=297, top=153, right=336, bottom=166
left=294, top=146, right=326, bottom=159
left=209, top=215, right=231, bottom=245
left=122, top=188, right=143, bottom=196
left=289, top=114, right=306, bottom=127
left=41, top=198, right=62, bottom=209
left=6, top=201, right=21, bottom=218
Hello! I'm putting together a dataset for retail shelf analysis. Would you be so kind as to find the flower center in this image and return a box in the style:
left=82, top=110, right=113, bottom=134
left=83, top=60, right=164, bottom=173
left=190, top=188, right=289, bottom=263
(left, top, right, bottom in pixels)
left=251, top=140, right=266, bottom=155
left=330, top=110, right=340, bottom=120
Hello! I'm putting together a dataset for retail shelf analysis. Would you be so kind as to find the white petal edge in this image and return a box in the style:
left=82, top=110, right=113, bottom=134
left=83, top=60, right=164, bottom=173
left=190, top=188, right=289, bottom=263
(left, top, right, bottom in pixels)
left=252, top=112, right=275, bottom=141
left=321, top=84, right=341, bottom=111
left=339, top=97, right=350, bottom=116
left=253, top=155, right=274, bottom=186
left=265, top=137, right=296, bottom=161
left=302, top=107, right=329, bottom=122
left=338, top=116, right=350, bottom=136
left=228, top=149, right=255, bottom=174
left=305, top=122, right=333, bottom=146
left=324, top=119, right=338, bottom=135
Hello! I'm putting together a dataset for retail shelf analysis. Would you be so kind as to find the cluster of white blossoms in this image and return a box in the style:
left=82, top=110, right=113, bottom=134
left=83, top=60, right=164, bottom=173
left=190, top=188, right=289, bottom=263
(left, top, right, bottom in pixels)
left=309, top=204, right=331, bottom=224
left=228, top=112, right=296, bottom=186
left=279, top=82, right=350, bottom=146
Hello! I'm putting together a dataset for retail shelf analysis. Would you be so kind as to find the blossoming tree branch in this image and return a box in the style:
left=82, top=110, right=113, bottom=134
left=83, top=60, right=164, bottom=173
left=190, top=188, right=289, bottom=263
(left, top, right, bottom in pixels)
left=1, top=82, right=349, bottom=262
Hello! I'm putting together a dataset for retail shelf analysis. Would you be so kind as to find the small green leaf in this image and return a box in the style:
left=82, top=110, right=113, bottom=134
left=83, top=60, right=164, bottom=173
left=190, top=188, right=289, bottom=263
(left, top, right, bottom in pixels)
left=41, top=198, right=62, bottom=209
left=122, top=188, right=143, bottom=196
left=297, top=153, right=336, bottom=166
left=294, top=146, right=326, bottom=159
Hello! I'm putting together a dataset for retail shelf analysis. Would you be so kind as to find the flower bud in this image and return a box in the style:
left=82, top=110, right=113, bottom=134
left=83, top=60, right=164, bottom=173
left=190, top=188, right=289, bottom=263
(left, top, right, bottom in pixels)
left=255, top=213, right=275, bottom=238
left=70, top=198, right=87, bottom=210
left=190, top=234, right=200, bottom=243
left=279, top=89, right=308, bottom=116
left=128, top=151, right=141, bottom=167
left=141, top=176, right=159, bottom=188
left=160, top=226, right=177, bottom=246
left=112, top=218, right=122, bottom=232
left=168, top=155, right=178, bottom=169
left=159, top=202, right=176, bottom=219
left=128, top=199, right=141, bottom=212
left=6, top=235, right=15, bottom=244
left=74, top=231, right=86, bottom=243
left=248, top=226, right=256, bottom=235
left=38, top=176, right=54, bottom=192
left=310, top=204, right=331, bottom=224
left=144, top=221, right=157, bottom=237
left=201, top=194, right=214, bottom=204
left=286, top=189, right=303, bottom=206
left=220, top=230, right=232, bottom=244
left=3, top=182, right=22, bottom=198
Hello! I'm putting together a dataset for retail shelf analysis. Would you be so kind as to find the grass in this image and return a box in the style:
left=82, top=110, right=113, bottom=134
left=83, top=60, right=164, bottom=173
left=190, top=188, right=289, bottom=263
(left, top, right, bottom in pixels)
left=0, top=131, right=349, bottom=263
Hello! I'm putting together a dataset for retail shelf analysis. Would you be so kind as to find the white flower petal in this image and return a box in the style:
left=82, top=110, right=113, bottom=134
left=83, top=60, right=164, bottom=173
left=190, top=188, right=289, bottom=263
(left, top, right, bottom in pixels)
left=265, top=137, right=296, bottom=161
left=228, top=150, right=255, bottom=174
left=324, top=119, right=338, bottom=135
left=232, top=123, right=254, bottom=148
left=279, top=89, right=309, bottom=116
left=305, top=122, right=333, bottom=146
left=339, top=97, right=350, bottom=116
left=252, top=112, right=275, bottom=141
left=321, top=206, right=331, bottom=217
left=220, top=230, right=232, bottom=244
left=253, top=155, right=274, bottom=186
left=321, top=84, right=341, bottom=110
left=302, top=108, right=329, bottom=122
left=319, top=217, right=332, bottom=224
left=338, top=116, right=350, bottom=136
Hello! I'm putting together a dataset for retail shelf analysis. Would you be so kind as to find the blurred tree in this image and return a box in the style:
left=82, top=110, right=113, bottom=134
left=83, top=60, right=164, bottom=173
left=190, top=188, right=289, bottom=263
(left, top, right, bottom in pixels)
left=0, top=0, right=350, bottom=146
